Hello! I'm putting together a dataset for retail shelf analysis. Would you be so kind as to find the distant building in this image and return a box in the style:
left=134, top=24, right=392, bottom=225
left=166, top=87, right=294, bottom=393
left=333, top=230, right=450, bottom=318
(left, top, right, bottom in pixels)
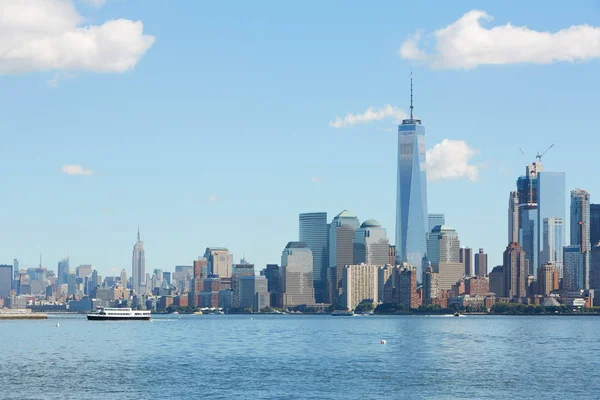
left=537, top=263, right=560, bottom=295
left=427, top=214, right=445, bottom=236
left=232, top=262, right=255, bottom=307
left=162, top=271, right=170, bottom=286
left=474, top=248, right=488, bottom=277
left=299, top=212, right=329, bottom=303
left=427, top=225, right=464, bottom=290
left=591, top=244, right=600, bottom=290
left=261, top=264, right=281, bottom=308
left=132, top=228, right=146, bottom=294
left=570, top=189, right=591, bottom=289
left=396, top=264, right=420, bottom=309
left=591, top=204, right=600, bottom=247
left=540, top=217, right=564, bottom=276
left=281, top=242, right=315, bottom=308
left=503, top=242, right=528, bottom=299
left=353, top=220, right=389, bottom=266
left=57, top=258, right=70, bottom=285
left=422, top=266, right=440, bottom=306
left=519, top=204, right=538, bottom=279
left=563, top=245, right=585, bottom=291
left=464, top=276, right=489, bottom=296
left=120, top=269, right=128, bottom=288
left=537, top=171, right=566, bottom=276
left=508, top=191, right=519, bottom=244
left=460, top=247, right=473, bottom=276
left=388, top=245, right=396, bottom=266
left=0, top=265, right=12, bottom=298
left=328, top=210, right=360, bottom=303
left=239, top=275, right=269, bottom=311
left=341, top=264, right=379, bottom=311
left=204, top=248, right=233, bottom=279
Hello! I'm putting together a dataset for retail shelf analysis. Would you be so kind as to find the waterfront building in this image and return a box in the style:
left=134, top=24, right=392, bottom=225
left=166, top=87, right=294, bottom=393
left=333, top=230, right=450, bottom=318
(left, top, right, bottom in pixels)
left=341, top=264, right=379, bottom=311
left=427, top=225, right=464, bottom=290
left=474, top=248, right=488, bottom=277
left=460, top=247, right=473, bottom=276
left=570, top=189, right=591, bottom=289
left=489, top=266, right=504, bottom=297
left=132, top=228, right=146, bottom=294
left=204, top=248, right=233, bottom=279
left=232, top=261, right=255, bottom=307
left=261, top=264, right=281, bottom=308
left=0, top=265, right=12, bottom=298
left=353, top=220, right=389, bottom=266
left=519, top=204, right=538, bottom=278
left=396, top=264, right=420, bottom=309
left=329, top=210, right=360, bottom=303
left=537, top=263, right=560, bottom=295
left=591, top=204, right=600, bottom=247
left=422, top=266, right=440, bottom=306
left=193, top=257, right=207, bottom=280
left=464, top=276, right=489, bottom=296
left=563, top=245, right=585, bottom=291
left=299, top=212, right=329, bottom=303
left=591, top=244, right=600, bottom=290
left=378, top=265, right=395, bottom=303
left=281, top=242, right=315, bottom=308
left=503, top=243, right=528, bottom=299
left=428, top=214, right=445, bottom=235
left=396, top=77, right=428, bottom=279
left=540, top=217, right=564, bottom=277
left=239, top=275, right=269, bottom=312
left=57, top=258, right=69, bottom=285
left=508, top=191, right=519, bottom=244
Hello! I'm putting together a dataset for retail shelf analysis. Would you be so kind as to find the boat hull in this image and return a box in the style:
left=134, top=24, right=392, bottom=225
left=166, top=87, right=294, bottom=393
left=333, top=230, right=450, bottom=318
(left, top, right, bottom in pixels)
left=87, top=315, right=151, bottom=321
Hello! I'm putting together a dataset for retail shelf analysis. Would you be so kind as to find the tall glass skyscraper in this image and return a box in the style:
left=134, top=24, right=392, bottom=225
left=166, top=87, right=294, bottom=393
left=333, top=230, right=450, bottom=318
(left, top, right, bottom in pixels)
left=299, top=212, right=329, bottom=303
left=396, top=77, right=428, bottom=279
left=519, top=205, right=538, bottom=278
left=570, top=189, right=591, bottom=289
left=427, top=214, right=445, bottom=235
left=541, top=217, right=564, bottom=276
left=537, top=171, right=565, bottom=273
left=132, top=228, right=146, bottom=294
left=590, top=204, right=600, bottom=247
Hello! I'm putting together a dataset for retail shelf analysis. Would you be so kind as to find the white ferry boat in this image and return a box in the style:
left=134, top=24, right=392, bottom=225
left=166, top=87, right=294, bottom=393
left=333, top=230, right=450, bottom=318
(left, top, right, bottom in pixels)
left=87, top=307, right=151, bottom=321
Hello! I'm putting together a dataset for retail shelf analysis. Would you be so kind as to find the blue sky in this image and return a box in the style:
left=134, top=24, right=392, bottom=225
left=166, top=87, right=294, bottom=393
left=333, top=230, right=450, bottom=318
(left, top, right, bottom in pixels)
left=1, top=0, right=600, bottom=276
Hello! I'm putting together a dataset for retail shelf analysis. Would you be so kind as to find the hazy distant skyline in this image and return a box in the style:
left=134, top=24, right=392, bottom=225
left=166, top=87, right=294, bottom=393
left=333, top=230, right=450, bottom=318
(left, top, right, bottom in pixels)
left=1, top=1, right=600, bottom=275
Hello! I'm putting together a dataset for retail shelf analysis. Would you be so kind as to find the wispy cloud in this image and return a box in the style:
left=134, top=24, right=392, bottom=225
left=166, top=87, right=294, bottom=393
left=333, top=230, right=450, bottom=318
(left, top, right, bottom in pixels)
left=311, top=176, right=322, bottom=183
left=330, top=105, right=406, bottom=128
left=426, top=139, right=479, bottom=182
left=208, top=194, right=217, bottom=202
left=400, top=10, right=600, bottom=69
left=0, top=0, right=155, bottom=75
left=61, top=164, right=93, bottom=176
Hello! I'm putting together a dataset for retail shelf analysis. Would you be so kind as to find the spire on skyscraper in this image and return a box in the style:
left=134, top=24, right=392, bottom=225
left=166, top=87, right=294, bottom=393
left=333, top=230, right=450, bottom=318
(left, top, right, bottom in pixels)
left=410, top=70, right=414, bottom=121
left=137, top=225, right=140, bottom=242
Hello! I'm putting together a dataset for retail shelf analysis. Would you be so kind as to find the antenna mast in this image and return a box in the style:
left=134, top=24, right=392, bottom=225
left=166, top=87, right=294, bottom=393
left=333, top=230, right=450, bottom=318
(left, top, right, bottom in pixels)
left=410, top=70, right=414, bottom=120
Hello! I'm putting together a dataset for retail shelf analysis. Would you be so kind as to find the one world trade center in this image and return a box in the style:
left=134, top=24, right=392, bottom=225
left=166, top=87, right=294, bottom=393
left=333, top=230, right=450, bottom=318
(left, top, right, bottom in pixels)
left=395, top=75, right=428, bottom=279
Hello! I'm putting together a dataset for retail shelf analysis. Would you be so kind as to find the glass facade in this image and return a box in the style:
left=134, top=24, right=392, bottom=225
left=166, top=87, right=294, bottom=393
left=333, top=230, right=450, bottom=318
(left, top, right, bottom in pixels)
left=541, top=217, right=564, bottom=276
left=396, top=120, right=428, bottom=279
left=591, top=204, right=600, bottom=247
left=299, top=212, right=329, bottom=301
left=563, top=245, right=585, bottom=290
left=428, top=214, right=445, bottom=235
left=519, top=205, right=538, bottom=278
left=537, top=172, right=565, bottom=272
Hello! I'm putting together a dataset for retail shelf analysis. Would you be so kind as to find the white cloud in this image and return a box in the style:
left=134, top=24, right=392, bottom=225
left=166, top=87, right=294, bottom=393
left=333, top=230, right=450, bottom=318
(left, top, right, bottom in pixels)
left=61, top=164, right=93, bottom=176
left=311, top=176, right=322, bottom=183
left=426, top=139, right=479, bottom=182
left=330, top=105, right=407, bottom=128
left=0, top=0, right=155, bottom=74
left=400, top=10, right=600, bottom=69
left=208, top=194, right=217, bottom=202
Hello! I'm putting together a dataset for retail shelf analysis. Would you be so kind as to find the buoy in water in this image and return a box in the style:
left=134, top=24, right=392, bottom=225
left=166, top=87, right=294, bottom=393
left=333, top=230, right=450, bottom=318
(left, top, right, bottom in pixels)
left=56, top=322, right=60, bottom=327
left=380, top=340, right=386, bottom=345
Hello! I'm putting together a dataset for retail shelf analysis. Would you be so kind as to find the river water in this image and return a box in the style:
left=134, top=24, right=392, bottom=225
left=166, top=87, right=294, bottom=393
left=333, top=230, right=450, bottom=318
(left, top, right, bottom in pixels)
left=0, top=314, right=598, bottom=399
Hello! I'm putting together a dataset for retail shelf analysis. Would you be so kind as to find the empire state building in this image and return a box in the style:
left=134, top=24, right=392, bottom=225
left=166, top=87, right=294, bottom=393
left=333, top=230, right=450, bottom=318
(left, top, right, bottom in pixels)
left=132, top=228, right=146, bottom=294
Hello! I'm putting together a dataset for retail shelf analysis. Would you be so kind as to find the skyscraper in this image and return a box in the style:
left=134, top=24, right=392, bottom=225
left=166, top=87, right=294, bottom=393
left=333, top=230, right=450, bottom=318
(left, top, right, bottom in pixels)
left=132, top=228, right=146, bottom=294
left=120, top=269, right=128, bottom=288
left=353, top=219, right=389, bottom=266
left=508, top=191, right=519, bottom=244
left=537, top=171, right=566, bottom=273
left=591, top=204, right=600, bottom=247
left=281, top=242, right=315, bottom=308
left=474, top=248, right=488, bottom=277
left=0, top=264, right=12, bottom=297
left=570, top=189, right=591, bottom=289
left=299, top=212, right=329, bottom=303
left=427, top=225, right=463, bottom=290
left=563, top=245, right=585, bottom=291
left=204, top=248, right=233, bottom=278
left=428, top=213, right=445, bottom=235
left=519, top=205, right=538, bottom=278
left=459, top=247, right=473, bottom=276
left=540, top=217, right=564, bottom=275
left=57, top=257, right=70, bottom=285
left=503, top=242, right=528, bottom=299
left=396, top=76, right=428, bottom=279
left=329, top=210, right=360, bottom=302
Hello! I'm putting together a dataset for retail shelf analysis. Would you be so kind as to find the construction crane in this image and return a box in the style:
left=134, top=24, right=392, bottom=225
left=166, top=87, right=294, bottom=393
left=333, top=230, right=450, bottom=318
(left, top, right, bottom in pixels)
left=536, top=144, right=555, bottom=163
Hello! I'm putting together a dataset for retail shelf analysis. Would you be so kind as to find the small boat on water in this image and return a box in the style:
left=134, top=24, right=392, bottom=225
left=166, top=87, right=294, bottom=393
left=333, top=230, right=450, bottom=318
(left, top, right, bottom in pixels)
left=453, top=312, right=461, bottom=317
left=193, top=311, right=203, bottom=315
left=87, top=307, right=151, bottom=321
left=332, top=310, right=354, bottom=316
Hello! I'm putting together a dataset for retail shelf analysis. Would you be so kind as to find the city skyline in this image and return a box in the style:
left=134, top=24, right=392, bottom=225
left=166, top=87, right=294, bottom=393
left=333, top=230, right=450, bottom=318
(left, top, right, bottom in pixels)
left=2, top=2, right=600, bottom=276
